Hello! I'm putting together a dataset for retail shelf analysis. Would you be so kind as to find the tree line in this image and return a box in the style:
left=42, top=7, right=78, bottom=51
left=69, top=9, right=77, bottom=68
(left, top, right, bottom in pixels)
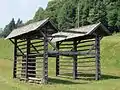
left=0, top=0, right=120, bottom=38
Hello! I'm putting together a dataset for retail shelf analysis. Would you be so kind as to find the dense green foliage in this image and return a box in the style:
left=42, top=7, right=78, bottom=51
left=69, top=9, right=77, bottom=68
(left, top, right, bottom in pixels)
left=1, top=0, right=120, bottom=38
left=29, top=0, right=120, bottom=32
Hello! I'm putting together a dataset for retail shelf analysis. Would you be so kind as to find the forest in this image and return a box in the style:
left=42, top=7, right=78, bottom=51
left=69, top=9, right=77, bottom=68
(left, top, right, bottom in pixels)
left=0, top=0, right=120, bottom=37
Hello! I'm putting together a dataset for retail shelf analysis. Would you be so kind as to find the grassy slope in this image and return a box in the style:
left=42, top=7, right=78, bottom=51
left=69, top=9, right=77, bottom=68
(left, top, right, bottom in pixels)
left=0, top=34, right=120, bottom=90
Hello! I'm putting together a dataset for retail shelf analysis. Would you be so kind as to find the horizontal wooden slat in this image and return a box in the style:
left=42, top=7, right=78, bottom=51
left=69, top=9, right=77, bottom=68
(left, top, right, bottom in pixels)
left=60, top=43, right=73, bottom=46
left=17, top=40, right=26, bottom=43
left=77, top=48, right=95, bottom=52
left=60, top=46, right=73, bottom=49
left=77, top=60, right=95, bottom=63
left=59, top=61, right=73, bottom=63
left=77, top=65, right=95, bottom=67
left=77, top=56, right=95, bottom=59
left=77, top=44, right=94, bottom=48
left=31, top=41, right=43, bottom=44
left=77, top=69, right=96, bottom=71
left=79, top=39, right=95, bottom=44
left=17, top=43, right=27, bottom=47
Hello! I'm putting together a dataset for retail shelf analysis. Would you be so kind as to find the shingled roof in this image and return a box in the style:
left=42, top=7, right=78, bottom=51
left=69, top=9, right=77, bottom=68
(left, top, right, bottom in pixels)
left=51, top=23, right=110, bottom=42
left=5, top=18, right=58, bottom=39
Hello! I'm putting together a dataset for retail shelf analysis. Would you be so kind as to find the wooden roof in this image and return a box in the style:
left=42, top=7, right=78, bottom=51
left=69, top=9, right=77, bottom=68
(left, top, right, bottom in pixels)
left=5, top=18, right=58, bottom=39
left=52, top=23, right=110, bottom=42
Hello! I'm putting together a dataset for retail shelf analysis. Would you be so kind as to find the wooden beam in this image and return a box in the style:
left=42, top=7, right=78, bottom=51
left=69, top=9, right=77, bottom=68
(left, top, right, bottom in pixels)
left=95, top=35, right=101, bottom=80
left=42, top=31, right=48, bottom=84
left=9, top=39, right=24, bottom=55
left=13, top=39, right=17, bottom=78
left=73, top=40, right=77, bottom=79
left=40, top=31, right=58, bottom=51
left=30, top=43, right=39, bottom=53
left=56, top=42, right=59, bottom=76
left=25, top=38, right=30, bottom=81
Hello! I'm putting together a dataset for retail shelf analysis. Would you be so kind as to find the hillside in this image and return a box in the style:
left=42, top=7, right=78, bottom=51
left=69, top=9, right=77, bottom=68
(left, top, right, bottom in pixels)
left=0, top=34, right=120, bottom=90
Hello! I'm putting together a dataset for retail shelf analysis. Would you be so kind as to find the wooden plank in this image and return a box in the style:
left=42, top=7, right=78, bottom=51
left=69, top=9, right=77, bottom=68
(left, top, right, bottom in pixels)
left=73, top=40, right=77, bottom=79
left=77, top=56, right=95, bottom=59
left=77, top=60, right=95, bottom=63
left=30, top=44, right=39, bottom=53
left=77, top=65, right=95, bottom=67
left=56, top=42, right=59, bottom=76
left=60, top=46, right=73, bottom=49
left=42, top=30, right=48, bottom=84
left=40, top=31, right=58, bottom=51
left=25, top=38, right=30, bottom=81
left=95, top=35, right=101, bottom=80
left=77, top=48, right=95, bottom=52
left=13, top=39, right=17, bottom=78
left=77, top=44, right=94, bottom=48
left=60, top=43, right=73, bottom=46
left=79, top=39, right=95, bottom=44
left=31, top=40, right=43, bottom=44
left=17, top=40, right=26, bottom=43
left=10, top=39, right=24, bottom=55
left=17, top=43, right=27, bottom=47
left=64, top=30, right=86, bottom=34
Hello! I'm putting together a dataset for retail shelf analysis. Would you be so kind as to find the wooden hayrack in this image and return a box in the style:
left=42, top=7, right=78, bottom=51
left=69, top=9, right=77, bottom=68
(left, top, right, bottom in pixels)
left=6, top=18, right=110, bottom=84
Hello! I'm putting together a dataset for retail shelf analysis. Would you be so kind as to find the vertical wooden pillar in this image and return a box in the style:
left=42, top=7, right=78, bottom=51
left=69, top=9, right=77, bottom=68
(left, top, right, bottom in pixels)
left=73, top=40, right=77, bottom=79
left=25, top=38, right=30, bottom=81
left=56, top=42, right=59, bottom=76
left=43, top=31, right=48, bottom=84
left=95, top=35, right=101, bottom=80
left=13, top=39, right=17, bottom=78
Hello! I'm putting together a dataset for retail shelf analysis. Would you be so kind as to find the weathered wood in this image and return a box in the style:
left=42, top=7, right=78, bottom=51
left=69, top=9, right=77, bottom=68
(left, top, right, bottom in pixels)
left=40, top=31, right=58, bottom=51
left=42, top=31, right=48, bottom=84
left=73, top=40, right=77, bottom=79
left=10, top=39, right=24, bottom=55
left=17, top=39, right=26, bottom=43
left=60, top=46, right=73, bottom=49
left=77, top=44, right=94, bottom=48
left=30, top=44, right=39, bottom=53
left=95, top=35, right=101, bottom=80
left=13, top=39, right=17, bottom=78
left=77, top=56, right=95, bottom=59
left=77, top=60, right=95, bottom=63
left=64, top=30, right=86, bottom=34
left=31, top=40, right=43, bottom=44
left=56, top=42, right=59, bottom=76
left=25, top=38, right=30, bottom=81
left=78, top=39, right=95, bottom=44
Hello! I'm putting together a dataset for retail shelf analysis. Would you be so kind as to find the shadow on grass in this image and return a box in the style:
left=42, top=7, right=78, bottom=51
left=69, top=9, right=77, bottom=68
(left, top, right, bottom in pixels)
left=48, top=78, right=88, bottom=84
left=48, top=73, right=120, bottom=84
left=101, top=74, right=120, bottom=80
left=77, top=73, right=120, bottom=80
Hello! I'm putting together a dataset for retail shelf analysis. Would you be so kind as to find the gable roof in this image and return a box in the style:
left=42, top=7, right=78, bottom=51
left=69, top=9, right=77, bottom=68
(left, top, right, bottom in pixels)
left=5, top=18, right=58, bottom=39
left=51, top=23, right=110, bottom=42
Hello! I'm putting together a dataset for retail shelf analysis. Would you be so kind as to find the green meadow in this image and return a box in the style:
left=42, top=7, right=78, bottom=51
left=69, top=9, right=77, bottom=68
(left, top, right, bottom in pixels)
left=0, top=34, right=120, bottom=90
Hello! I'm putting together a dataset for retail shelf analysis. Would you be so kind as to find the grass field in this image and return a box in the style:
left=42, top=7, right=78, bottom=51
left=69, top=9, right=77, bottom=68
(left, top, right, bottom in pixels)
left=0, top=34, right=120, bottom=90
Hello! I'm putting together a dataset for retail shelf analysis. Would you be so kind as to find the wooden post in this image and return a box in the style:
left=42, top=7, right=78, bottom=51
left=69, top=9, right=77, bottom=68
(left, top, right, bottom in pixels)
left=73, top=40, right=77, bottom=79
left=25, top=38, right=30, bottom=81
left=95, top=35, right=101, bottom=80
left=56, top=42, right=59, bottom=76
left=42, top=31, right=48, bottom=84
left=13, top=39, right=17, bottom=78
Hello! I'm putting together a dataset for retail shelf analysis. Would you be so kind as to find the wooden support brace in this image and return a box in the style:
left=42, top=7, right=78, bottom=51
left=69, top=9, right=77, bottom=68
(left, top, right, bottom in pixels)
left=9, top=39, right=24, bottom=55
